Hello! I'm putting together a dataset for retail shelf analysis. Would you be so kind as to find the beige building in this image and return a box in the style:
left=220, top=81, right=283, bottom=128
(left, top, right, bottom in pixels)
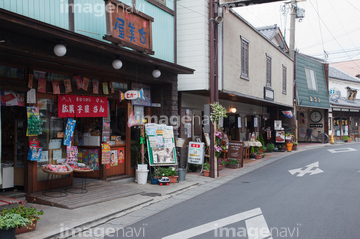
left=177, top=4, right=294, bottom=147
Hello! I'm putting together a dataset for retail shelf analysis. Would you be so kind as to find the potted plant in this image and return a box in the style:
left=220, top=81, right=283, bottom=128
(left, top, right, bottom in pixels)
left=151, top=167, right=161, bottom=185
left=0, top=213, right=30, bottom=238
left=161, top=167, right=178, bottom=183
left=343, top=136, right=351, bottom=142
left=292, top=142, right=298, bottom=150
left=281, top=144, right=287, bottom=151
left=226, top=159, right=240, bottom=169
left=249, top=146, right=256, bottom=158
left=1, top=201, right=44, bottom=235
left=266, top=143, right=275, bottom=152
left=285, top=133, right=294, bottom=151
left=203, top=162, right=210, bottom=177
left=255, top=148, right=263, bottom=159
left=218, top=158, right=227, bottom=170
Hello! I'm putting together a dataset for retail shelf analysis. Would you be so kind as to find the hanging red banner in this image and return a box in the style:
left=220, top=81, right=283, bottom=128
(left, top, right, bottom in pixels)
left=58, top=95, right=107, bottom=118
left=75, top=95, right=93, bottom=117
left=58, top=95, right=76, bottom=118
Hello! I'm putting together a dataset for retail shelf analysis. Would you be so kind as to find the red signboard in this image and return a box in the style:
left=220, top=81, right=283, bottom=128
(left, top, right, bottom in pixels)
left=191, top=144, right=201, bottom=148
left=58, top=95, right=108, bottom=118
left=104, top=0, right=154, bottom=54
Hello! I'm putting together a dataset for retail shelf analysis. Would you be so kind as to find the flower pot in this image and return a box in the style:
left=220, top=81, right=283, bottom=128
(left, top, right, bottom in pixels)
left=218, top=164, right=224, bottom=170
left=255, top=154, right=262, bottom=159
left=286, top=143, right=293, bottom=152
left=0, top=227, right=16, bottom=239
left=203, top=170, right=210, bottom=177
left=292, top=144, right=298, bottom=150
left=150, top=177, right=159, bottom=185
left=168, top=176, right=178, bottom=183
left=16, top=217, right=38, bottom=235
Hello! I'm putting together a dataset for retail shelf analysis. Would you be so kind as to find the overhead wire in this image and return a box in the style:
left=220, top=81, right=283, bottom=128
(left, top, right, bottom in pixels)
left=308, top=0, right=360, bottom=67
left=328, top=0, right=360, bottom=59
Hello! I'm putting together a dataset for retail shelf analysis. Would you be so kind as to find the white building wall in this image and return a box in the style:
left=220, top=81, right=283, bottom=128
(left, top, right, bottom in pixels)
left=177, top=0, right=209, bottom=91
left=329, top=78, right=360, bottom=100
left=222, top=11, right=293, bottom=107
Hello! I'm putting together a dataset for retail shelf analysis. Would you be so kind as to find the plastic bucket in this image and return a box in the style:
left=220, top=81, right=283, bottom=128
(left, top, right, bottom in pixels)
left=136, top=170, right=149, bottom=185
left=178, top=168, right=186, bottom=181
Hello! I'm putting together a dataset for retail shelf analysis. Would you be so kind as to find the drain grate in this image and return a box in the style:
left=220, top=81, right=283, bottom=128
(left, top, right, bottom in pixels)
left=141, top=193, right=162, bottom=197
left=242, top=181, right=250, bottom=183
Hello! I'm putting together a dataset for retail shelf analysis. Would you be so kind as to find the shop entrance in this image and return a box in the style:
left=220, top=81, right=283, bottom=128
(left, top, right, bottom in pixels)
left=223, top=114, right=240, bottom=141
left=1, top=105, right=27, bottom=192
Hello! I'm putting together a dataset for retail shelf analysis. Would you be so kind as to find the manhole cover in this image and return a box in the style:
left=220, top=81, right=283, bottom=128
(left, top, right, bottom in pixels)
left=141, top=193, right=161, bottom=197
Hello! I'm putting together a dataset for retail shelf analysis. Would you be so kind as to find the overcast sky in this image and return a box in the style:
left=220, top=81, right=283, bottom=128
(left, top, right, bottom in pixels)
left=233, top=0, right=360, bottom=64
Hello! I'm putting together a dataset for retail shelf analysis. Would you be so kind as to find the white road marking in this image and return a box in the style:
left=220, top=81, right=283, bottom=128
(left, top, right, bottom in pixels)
left=162, top=208, right=272, bottom=239
left=289, top=161, right=324, bottom=177
left=328, top=148, right=357, bottom=153
left=245, top=215, right=272, bottom=239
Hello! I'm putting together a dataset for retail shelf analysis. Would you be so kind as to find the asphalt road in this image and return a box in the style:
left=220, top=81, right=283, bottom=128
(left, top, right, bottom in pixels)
left=101, top=144, right=360, bottom=239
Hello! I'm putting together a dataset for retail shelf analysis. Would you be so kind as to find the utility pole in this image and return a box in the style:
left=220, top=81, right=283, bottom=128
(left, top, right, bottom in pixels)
left=209, top=0, right=220, bottom=178
left=289, top=0, right=296, bottom=59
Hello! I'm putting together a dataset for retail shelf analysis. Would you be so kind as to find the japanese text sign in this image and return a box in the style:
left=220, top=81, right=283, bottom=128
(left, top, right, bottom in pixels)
left=105, top=0, right=154, bottom=54
left=187, top=142, right=204, bottom=165
left=58, top=95, right=108, bottom=118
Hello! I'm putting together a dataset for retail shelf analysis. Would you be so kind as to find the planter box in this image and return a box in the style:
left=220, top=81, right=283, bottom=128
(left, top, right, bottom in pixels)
left=226, top=164, right=240, bottom=169
left=168, top=176, right=178, bottom=183
left=16, top=216, right=39, bottom=235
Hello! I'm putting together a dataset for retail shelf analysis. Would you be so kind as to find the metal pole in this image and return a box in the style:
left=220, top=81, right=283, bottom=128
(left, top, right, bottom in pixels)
left=209, top=0, right=215, bottom=178
left=289, top=0, right=296, bottom=59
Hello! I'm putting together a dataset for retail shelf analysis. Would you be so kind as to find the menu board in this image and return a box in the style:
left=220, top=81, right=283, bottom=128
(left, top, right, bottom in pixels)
left=145, top=123, right=177, bottom=166
left=228, top=141, right=244, bottom=167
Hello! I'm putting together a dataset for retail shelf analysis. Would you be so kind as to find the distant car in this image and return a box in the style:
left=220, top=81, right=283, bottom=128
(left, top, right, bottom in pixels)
left=158, top=177, right=170, bottom=186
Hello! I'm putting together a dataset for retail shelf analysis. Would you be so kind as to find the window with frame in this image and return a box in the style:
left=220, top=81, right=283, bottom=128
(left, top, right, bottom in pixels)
left=305, top=67, right=318, bottom=91
left=266, top=54, right=271, bottom=87
left=240, top=36, right=249, bottom=79
left=282, top=65, right=287, bottom=94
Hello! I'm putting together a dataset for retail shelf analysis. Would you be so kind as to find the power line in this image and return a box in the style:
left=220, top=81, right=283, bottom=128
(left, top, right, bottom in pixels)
left=329, top=0, right=360, bottom=58
left=308, top=0, right=360, bottom=68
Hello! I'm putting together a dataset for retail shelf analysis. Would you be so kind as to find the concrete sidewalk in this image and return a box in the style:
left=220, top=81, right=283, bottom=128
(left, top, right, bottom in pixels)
left=16, top=143, right=335, bottom=239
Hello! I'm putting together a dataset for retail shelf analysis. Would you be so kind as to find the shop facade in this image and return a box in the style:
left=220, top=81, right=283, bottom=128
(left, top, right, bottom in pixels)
left=328, top=66, right=360, bottom=141
left=176, top=7, right=294, bottom=166
left=0, top=3, right=192, bottom=194
left=295, top=53, right=330, bottom=142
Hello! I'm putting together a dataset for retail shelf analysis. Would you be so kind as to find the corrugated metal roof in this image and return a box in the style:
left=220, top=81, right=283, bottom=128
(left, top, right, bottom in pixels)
left=296, top=53, right=330, bottom=109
